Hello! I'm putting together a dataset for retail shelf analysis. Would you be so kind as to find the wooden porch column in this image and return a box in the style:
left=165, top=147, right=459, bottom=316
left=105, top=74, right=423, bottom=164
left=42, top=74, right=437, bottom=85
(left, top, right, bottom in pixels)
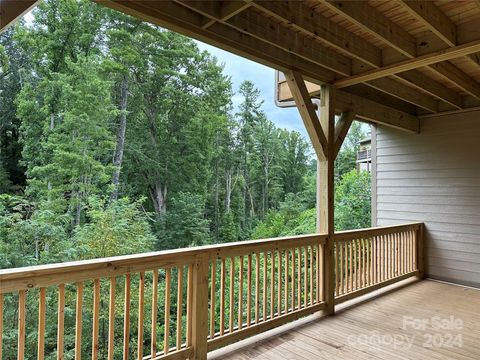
left=191, top=253, right=209, bottom=359
left=317, top=84, right=336, bottom=315
left=285, top=71, right=355, bottom=316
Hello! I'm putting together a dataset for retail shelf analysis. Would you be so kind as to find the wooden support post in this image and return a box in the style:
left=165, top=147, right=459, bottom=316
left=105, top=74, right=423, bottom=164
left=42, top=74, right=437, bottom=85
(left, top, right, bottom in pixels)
left=191, top=254, right=209, bottom=359
left=417, top=224, right=425, bottom=279
left=317, top=84, right=336, bottom=315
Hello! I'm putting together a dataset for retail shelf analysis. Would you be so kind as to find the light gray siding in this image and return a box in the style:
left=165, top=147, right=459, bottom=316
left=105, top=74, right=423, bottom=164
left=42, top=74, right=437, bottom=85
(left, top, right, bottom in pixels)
left=374, top=112, right=480, bottom=288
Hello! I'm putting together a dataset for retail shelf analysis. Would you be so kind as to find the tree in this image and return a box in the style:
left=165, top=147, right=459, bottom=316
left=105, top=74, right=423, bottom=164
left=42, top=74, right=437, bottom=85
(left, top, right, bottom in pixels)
left=335, top=170, right=371, bottom=230
left=75, top=196, right=155, bottom=258
left=18, top=57, right=116, bottom=227
left=334, top=121, right=366, bottom=181
left=157, top=192, right=211, bottom=249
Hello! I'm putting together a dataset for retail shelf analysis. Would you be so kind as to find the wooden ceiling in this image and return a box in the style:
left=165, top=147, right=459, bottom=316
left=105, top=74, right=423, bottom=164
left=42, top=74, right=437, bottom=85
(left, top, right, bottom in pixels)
left=4, top=1, right=480, bottom=132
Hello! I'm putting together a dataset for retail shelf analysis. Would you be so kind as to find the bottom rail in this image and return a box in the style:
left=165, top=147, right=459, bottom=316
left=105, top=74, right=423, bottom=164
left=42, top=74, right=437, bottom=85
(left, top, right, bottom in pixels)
left=207, top=301, right=325, bottom=351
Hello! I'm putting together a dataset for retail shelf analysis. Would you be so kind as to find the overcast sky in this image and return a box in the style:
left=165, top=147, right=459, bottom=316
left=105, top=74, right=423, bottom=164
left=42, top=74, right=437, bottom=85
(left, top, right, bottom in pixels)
left=195, top=41, right=307, bottom=136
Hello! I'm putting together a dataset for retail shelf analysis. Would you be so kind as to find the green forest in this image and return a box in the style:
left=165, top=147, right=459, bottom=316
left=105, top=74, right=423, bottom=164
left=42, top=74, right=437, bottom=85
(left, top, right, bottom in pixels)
left=0, top=0, right=371, bottom=270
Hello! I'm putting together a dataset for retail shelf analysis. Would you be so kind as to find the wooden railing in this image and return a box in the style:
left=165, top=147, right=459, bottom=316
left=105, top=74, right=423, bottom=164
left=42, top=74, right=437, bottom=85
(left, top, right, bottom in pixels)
left=334, top=223, right=423, bottom=304
left=0, top=223, right=422, bottom=360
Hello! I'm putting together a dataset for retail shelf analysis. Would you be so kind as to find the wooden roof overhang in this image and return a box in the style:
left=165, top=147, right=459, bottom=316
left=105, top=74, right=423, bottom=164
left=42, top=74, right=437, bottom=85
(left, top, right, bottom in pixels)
left=4, top=1, right=480, bottom=133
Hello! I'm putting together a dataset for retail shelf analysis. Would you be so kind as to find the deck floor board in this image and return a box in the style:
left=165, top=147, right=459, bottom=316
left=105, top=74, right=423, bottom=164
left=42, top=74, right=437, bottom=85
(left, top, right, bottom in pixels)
left=210, top=280, right=480, bottom=360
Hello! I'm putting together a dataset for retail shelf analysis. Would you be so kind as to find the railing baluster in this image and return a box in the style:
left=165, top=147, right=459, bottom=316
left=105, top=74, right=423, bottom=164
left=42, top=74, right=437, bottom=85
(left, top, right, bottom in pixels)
left=38, top=287, right=46, bottom=360
left=278, top=250, right=282, bottom=315
left=413, top=230, right=417, bottom=270
left=335, top=243, right=339, bottom=296
left=396, top=233, right=400, bottom=276
left=411, top=230, right=415, bottom=271
left=309, top=246, right=313, bottom=305
left=238, top=256, right=244, bottom=329
left=151, top=270, right=158, bottom=357
left=255, top=253, right=259, bottom=324
left=18, top=290, right=26, bottom=360
left=92, top=279, right=100, bottom=360
left=303, top=247, right=308, bottom=308
left=297, top=248, right=301, bottom=308
left=388, top=234, right=392, bottom=278
left=316, top=244, right=320, bottom=303
left=247, top=254, right=252, bottom=327
left=164, top=268, right=171, bottom=354
left=209, top=260, right=216, bottom=339
left=186, top=264, right=193, bottom=347
left=349, top=240, right=353, bottom=292
left=123, top=274, right=131, bottom=360
left=137, top=273, right=145, bottom=360
left=57, top=284, right=65, bottom=360
left=263, top=252, right=267, bottom=321
left=339, top=242, right=343, bottom=295
left=220, top=258, right=226, bottom=334
left=176, top=266, right=184, bottom=350
left=361, top=239, right=366, bottom=288
left=229, top=258, right=234, bottom=332
left=108, top=278, right=116, bottom=360
left=291, top=249, right=295, bottom=310
left=406, top=231, right=410, bottom=272
left=355, top=239, right=359, bottom=291
left=270, top=251, right=275, bottom=319
left=285, top=249, right=289, bottom=312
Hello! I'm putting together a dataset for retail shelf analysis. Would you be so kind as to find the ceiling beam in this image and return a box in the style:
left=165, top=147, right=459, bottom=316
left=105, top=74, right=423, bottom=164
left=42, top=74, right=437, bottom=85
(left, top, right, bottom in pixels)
left=0, top=0, right=38, bottom=33
left=335, top=39, right=480, bottom=88
left=177, top=1, right=352, bottom=75
left=252, top=0, right=446, bottom=112
left=396, top=1, right=456, bottom=47
left=322, top=0, right=416, bottom=58
left=202, top=0, right=252, bottom=29
left=335, top=90, right=419, bottom=133
left=251, top=0, right=381, bottom=68
left=395, top=0, right=480, bottom=83
left=323, top=0, right=480, bottom=101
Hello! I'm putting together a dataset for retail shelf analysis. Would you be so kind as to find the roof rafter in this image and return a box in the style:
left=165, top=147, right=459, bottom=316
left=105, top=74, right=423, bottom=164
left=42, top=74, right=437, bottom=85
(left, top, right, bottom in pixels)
left=201, top=0, right=252, bottom=29
left=177, top=1, right=352, bottom=75
left=252, top=0, right=444, bottom=112
left=395, top=0, right=480, bottom=81
left=322, top=0, right=480, bottom=102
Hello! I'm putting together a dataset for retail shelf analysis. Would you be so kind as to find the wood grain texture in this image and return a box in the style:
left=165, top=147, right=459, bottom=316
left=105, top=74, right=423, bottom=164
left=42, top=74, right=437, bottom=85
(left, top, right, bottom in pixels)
left=212, top=281, right=480, bottom=360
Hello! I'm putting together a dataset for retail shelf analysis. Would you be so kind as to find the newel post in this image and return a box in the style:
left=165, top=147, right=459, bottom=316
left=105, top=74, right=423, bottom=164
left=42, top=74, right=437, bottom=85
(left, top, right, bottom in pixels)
left=317, top=84, right=336, bottom=315
left=191, top=253, right=209, bottom=359
left=416, top=223, right=425, bottom=279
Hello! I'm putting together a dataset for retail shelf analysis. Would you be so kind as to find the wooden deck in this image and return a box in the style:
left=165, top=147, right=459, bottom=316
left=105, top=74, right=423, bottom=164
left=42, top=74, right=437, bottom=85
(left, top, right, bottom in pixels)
left=210, top=280, right=480, bottom=360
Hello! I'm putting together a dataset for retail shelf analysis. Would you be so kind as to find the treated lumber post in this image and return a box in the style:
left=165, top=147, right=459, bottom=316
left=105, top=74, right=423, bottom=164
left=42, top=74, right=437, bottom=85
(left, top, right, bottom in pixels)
left=191, top=253, right=209, bottom=359
left=417, top=223, right=425, bottom=279
left=317, top=84, right=336, bottom=315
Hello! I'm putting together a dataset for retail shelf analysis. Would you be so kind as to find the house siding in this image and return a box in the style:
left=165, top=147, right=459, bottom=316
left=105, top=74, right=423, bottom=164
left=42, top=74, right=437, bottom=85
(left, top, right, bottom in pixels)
left=374, top=112, right=480, bottom=288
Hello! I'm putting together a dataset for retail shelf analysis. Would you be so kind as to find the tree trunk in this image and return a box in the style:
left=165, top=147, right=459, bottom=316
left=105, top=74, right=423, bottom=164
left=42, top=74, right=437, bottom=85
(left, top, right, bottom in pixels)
left=225, top=169, right=232, bottom=212
left=150, top=183, right=167, bottom=220
left=110, top=75, right=129, bottom=202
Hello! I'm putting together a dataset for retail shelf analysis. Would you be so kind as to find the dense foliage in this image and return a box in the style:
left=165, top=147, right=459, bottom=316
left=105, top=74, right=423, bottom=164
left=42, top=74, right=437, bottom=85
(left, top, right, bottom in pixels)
left=0, top=0, right=370, bottom=268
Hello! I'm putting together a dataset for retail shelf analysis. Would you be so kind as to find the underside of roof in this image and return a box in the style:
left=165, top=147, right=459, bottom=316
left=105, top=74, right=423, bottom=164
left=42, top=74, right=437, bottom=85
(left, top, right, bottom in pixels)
left=4, top=0, right=480, bottom=132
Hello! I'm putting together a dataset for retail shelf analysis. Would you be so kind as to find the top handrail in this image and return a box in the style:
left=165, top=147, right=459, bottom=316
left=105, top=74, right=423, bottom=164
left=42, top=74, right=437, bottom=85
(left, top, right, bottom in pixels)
left=0, top=233, right=327, bottom=293
left=334, top=222, right=422, bottom=241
